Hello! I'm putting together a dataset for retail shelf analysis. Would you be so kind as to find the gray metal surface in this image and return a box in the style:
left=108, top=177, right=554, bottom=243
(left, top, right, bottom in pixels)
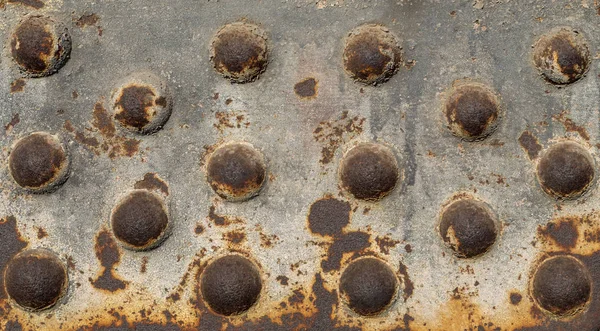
left=1, top=0, right=600, bottom=330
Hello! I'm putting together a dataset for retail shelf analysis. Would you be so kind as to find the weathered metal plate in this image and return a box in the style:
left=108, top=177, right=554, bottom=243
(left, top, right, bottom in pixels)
left=1, top=0, right=600, bottom=330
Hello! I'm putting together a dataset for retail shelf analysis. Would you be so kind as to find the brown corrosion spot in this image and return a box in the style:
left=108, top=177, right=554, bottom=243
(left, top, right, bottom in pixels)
left=10, top=79, right=26, bottom=93
left=223, top=230, right=246, bottom=245
left=75, top=13, right=103, bottom=36
left=111, top=190, right=170, bottom=251
left=313, top=112, right=365, bottom=165
left=206, top=142, right=266, bottom=202
left=439, top=198, right=498, bottom=258
left=4, top=249, right=67, bottom=311
left=140, top=256, right=148, bottom=273
left=519, top=131, right=542, bottom=160
left=536, top=141, right=594, bottom=199
left=210, top=22, right=269, bottom=83
left=294, top=78, right=318, bottom=99
left=307, top=197, right=351, bottom=237
left=444, top=82, right=501, bottom=141
left=194, top=224, right=205, bottom=235
left=36, top=227, right=47, bottom=239
left=510, top=292, right=523, bottom=305
left=10, top=15, right=71, bottom=77
left=213, top=111, right=249, bottom=133
left=8, top=132, right=69, bottom=192
left=7, top=0, right=44, bottom=8
left=90, top=229, right=128, bottom=292
left=375, top=236, right=401, bottom=254
left=531, top=255, right=591, bottom=316
left=533, top=27, right=590, bottom=85
left=538, top=219, right=579, bottom=250
left=134, top=173, right=169, bottom=196
left=0, top=216, right=28, bottom=300
left=339, top=143, right=399, bottom=201
left=200, top=255, right=262, bottom=316
left=5, top=113, right=20, bottom=132
left=398, top=262, right=414, bottom=301
left=340, top=257, right=398, bottom=316
left=343, top=24, right=402, bottom=85
left=93, top=101, right=116, bottom=138
left=553, top=110, right=590, bottom=140
left=322, top=231, right=370, bottom=272
left=276, top=275, right=289, bottom=286
left=207, top=205, right=242, bottom=227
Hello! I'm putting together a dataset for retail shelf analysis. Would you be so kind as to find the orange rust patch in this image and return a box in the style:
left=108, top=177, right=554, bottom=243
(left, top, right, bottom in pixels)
left=213, top=111, right=250, bottom=133
left=90, top=229, right=128, bottom=292
left=134, top=173, right=169, bottom=196
left=65, top=101, right=141, bottom=159
left=10, top=79, right=25, bottom=93
left=313, top=111, right=365, bottom=165
left=223, top=230, right=246, bottom=245
left=36, top=227, right=48, bottom=239
left=207, top=204, right=243, bottom=227
left=553, top=110, right=590, bottom=140
left=535, top=213, right=600, bottom=255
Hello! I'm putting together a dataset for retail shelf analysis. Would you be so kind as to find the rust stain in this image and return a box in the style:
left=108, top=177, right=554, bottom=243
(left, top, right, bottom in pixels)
left=6, top=0, right=44, bottom=8
left=313, top=111, right=365, bottom=165
left=375, top=235, right=401, bottom=254
left=213, top=111, right=250, bottom=133
left=134, top=173, right=169, bottom=196
left=194, top=224, right=205, bottom=235
left=10, top=79, right=26, bottom=93
left=75, top=13, right=103, bottom=36
left=294, top=77, right=318, bottom=99
left=553, top=110, right=590, bottom=140
left=140, top=256, right=148, bottom=274
left=398, top=261, right=414, bottom=302
left=4, top=113, right=20, bottom=132
left=276, top=275, right=289, bottom=286
left=0, top=216, right=28, bottom=301
left=518, top=131, right=542, bottom=160
left=90, top=229, right=128, bottom=292
left=65, top=101, right=141, bottom=159
left=223, top=230, right=246, bottom=245
left=207, top=204, right=243, bottom=227
left=538, top=218, right=579, bottom=250
left=36, top=227, right=48, bottom=239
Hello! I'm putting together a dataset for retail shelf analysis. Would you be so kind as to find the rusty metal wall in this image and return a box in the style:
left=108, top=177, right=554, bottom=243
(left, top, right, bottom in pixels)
left=1, top=0, right=600, bottom=330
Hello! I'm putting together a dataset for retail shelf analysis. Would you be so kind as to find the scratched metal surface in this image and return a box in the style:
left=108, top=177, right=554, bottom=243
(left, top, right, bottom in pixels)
left=1, top=0, right=600, bottom=330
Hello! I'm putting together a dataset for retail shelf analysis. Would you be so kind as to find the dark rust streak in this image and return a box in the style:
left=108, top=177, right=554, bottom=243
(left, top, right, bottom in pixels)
left=134, top=173, right=169, bottom=196
left=90, top=229, right=128, bottom=292
left=538, top=218, right=579, bottom=249
left=10, top=79, right=25, bottom=93
left=5, top=113, right=20, bottom=131
left=518, top=131, right=542, bottom=160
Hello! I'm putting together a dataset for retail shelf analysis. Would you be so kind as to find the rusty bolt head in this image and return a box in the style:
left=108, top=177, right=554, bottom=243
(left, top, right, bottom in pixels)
left=4, top=249, right=68, bottom=311
left=206, top=142, right=267, bottom=202
left=200, top=255, right=262, bottom=316
left=443, top=82, right=501, bottom=141
left=439, top=198, right=498, bottom=258
left=111, top=72, right=173, bottom=134
left=536, top=141, right=595, bottom=200
left=342, top=24, right=402, bottom=86
left=10, top=15, right=71, bottom=78
left=110, top=190, right=170, bottom=251
left=339, top=143, right=399, bottom=201
left=533, top=27, right=590, bottom=85
left=210, top=22, right=269, bottom=83
left=339, top=257, right=398, bottom=316
left=531, top=255, right=591, bottom=316
left=8, top=132, right=70, bottom=193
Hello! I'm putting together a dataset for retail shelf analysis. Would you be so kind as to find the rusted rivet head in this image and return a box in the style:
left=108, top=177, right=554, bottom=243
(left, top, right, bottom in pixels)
left=339, top=143, right=399, bottom=201
left=536, top=141, right=594, bottom=200
left=210, top=22, right=269, bottom=83
left=342, top=24, right=402, bottom=86
left=4, top=249, right=68, bottom=311
left=10, top=15, right=71, bottom=78
left=531, top=255, right=591, bottom=316
left=444, top=82, right=501, bottom=141
left=110, top=190, right=170, bottom=251
left=200, top=255, right=262, bottom=316
left=439, top=198, right=498, bottom=258
left=206, top=142, right=267, bottom=202
left=339, top=257, right=398, bottom=316
left=111, top=72, right=173, bottom=134
left=533, top=27, right=590, bottom=85
left=9, top=132, right=70, bottom=193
